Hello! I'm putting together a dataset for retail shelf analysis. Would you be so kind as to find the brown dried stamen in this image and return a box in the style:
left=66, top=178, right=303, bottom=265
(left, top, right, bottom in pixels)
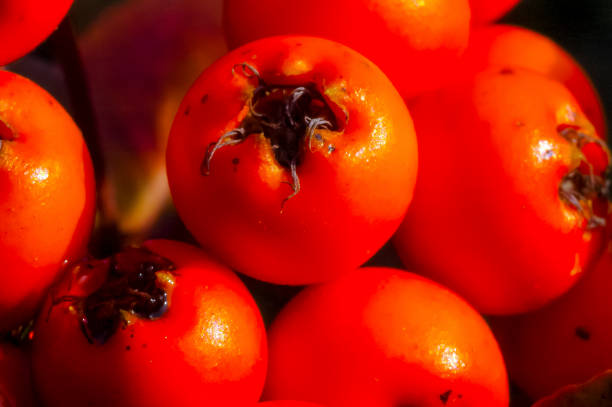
left=201, top=63, right=339, bottom=205
left=53, top=247, right=176, bottom=345
left=558, top=125, right=611, bottom=229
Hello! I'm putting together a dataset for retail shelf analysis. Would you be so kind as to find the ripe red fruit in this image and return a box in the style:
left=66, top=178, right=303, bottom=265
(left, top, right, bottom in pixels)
left=0, top=0, right=73, bottom=66
left=257, top=403, right=325, bottom=407
left=223, top=0, right=471, bottom=99
left=489, top=245, right=612, bottom=400
left=0, top=342, right=37, bottom=407
left=166, top=36, right=418, bottom=285
left=394, top=68, right=609, bottom=315
left=32, top=240, right=267, bottom=407
left=0, top=71, right=96, bottom=332
left=459, top=24, right=606, bottom=138
left=264, top=267, right=509, bottom=407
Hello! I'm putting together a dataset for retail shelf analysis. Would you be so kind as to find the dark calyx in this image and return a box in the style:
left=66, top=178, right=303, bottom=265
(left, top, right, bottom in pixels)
left=557, top=125, right=611, bottom=229
left=58, top=247, right=175, bottom=345
left=201, top=63, right=339, bottom=203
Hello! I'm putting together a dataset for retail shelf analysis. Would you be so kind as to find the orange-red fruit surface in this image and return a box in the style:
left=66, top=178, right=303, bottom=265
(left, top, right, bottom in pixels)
left=32, top=240, right=267, bottom=407
left=490, top=245, right=612, bottom=400
left=0, top=71, right=95, bottom=332
left=0, top=342, right=37, bottom=407
left=394, top=68, right=608, bottom=315
left=256, top=403, right=326, bottom=407
left=166, top=36, right=418, bottom=285
left=459, top=24, right=606, bottom=138
left=0, top=0, right=73, bottom=66
left=223, top=0, right=471, bottom=99
left=264, top=268, right=509, bottom=407
left=469, top=0, right=520, bottom=24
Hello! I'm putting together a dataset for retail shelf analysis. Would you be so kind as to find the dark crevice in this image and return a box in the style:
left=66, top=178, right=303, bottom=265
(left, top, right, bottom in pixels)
left=0, top=120, right=17, bottom=151
left=52, top=247, right=175, bottom=345
left=201, top=62, right=341, bottom=205
left=557, top=125, right=611, bottom=228
left=575, top=326, right=591, bottom=341
left=440, top=390, right=452, bottom=404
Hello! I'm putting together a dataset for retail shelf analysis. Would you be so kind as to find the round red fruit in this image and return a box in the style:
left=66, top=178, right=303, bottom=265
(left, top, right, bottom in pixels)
left=394, top=68, right=609, bottom=315
left=0, top=71, right=95, bottom=331
left=459, top=24, right=606, bottom=138
left=265, top=267, right=509, bottom=407
left=166, top=36, right=418, bottom=285
left=223, top=0, right=471, bottom=99
left=0, top=0, right=73, bottom=66
left=490, top=244, right=612, bottom=400
left=257, top=403, right=326, bottom=407
left=32, top=240, right=267, bottom=407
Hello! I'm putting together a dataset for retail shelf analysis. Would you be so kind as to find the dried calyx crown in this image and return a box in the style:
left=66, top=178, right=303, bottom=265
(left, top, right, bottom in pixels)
left=201, top=63, right=340, bottom=206
left=51, top=247, right=176, bottom=345
left=558, top=124, right=612, bottom=229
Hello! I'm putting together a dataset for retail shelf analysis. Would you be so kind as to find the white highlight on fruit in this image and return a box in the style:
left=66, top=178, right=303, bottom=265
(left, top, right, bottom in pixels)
left=31, top=167, right=49, bottom=183
left=205, top=314, right=230, bottom=347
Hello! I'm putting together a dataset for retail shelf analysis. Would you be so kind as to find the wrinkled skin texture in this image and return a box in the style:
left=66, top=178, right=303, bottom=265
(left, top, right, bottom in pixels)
left=0, top=0, right=73, bottom=65
left=80, top=0, right=227, bottom=236
left=469, top=0, right=520, bottom=24
left=166, top=36, right=418, bottom=285
left=0, top=343, right=37, bottom=407
left=264, top=268, right=509, bottom=407
left=223, top=0, right=470, bottom=99
left=394, top=69, right=607, bottom=315
left=32, top=240, right=267, bottom=407
left=490, top=246, right=612, bottom=400
left=0, top=71, right=95, bottom=332
left=459, top=24, right=606, bottom=138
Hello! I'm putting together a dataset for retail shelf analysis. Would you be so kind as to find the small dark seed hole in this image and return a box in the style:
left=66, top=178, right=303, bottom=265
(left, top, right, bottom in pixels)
left=440, top=390, right=452, bottom=404
left=575, top=326, right=591, bottom=341
left=0, top=120, right=16, bottom=141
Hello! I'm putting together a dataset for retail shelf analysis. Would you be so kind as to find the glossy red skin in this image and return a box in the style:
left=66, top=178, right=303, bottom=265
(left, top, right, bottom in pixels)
left=489, top=245, right=612, bottom=400
left=223, top=0, right=471, bottom=99
left=256, top=403, right=325, bottom=407
left=0, top=0, right=73, bottom=66
left=394, top=69, right=607, bottom=315
left=32, top=240, right=267, bottom=407
left=166, top=36, right=418, bottom=285
left=0, top=71, right=96, bottom=332
left=459, top=24, right=606, bottom=138
left=264, top=267, right=509, bottom=407
left=0, top=343, right=37, bottom=407
left=469, top=0, right=520, bottom=24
